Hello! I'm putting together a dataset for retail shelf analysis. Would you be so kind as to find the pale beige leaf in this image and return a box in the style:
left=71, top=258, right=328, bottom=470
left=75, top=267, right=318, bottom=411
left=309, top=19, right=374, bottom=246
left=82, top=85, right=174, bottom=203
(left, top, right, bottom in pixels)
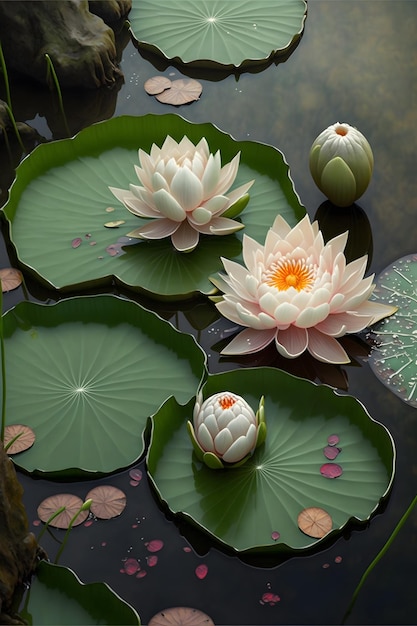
left=155, top=79, right=202, bottom=105
left=86, top=485, right=127, bottom=519
left=297, top=507, right=333, bottom=538
left=37, top=494, right=89, bottom=529
left=0, top=267, right=23, bottom=292
left=148, top=606, right=214, bottom=626
left=4, top=424, right=35, bottom=454
left=144, top=76, right=172, bottom=95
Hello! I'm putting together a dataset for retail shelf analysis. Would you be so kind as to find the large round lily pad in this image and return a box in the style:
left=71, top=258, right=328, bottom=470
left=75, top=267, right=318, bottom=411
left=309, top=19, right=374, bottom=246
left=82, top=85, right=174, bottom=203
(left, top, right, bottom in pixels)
left=129, top=0, right=307, bottom=71
left=147, top=368, right=395, bottom=555
left=3, top=114, right=305, bottom=299
left=369, top=254, right=417, bottom=408
left=1, top=295, right=206, bottom=477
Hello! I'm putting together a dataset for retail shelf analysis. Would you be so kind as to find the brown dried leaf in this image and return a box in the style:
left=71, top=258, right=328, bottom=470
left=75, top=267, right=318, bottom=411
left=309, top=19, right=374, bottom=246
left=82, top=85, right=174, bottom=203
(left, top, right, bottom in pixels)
left=297, top=507, right=333, bottom=538
left=148, top=606, right=215, bottom=626
left=86, top=485, right=126, bottom=519
left=0, top=268, right=23, bottom=292
left=4, top=424, right=35, bottom=454
left=37, top=494, right=89, bottom=529
left=144, top=76, right=172, bottom=95
left=156, top=79, right=202, bottom=106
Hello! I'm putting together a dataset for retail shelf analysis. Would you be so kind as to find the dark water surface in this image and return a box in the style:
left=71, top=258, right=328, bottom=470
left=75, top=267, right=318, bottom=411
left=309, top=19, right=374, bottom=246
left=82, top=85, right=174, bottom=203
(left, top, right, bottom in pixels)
left=1, top=1, right=417, bottom=624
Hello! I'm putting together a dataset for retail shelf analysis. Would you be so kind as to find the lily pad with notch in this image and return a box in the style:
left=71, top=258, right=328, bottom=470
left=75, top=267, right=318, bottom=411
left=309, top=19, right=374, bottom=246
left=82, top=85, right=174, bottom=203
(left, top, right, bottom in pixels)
left=368, top=254, right=417, bottom=408
left=1, top=295, right=206, bottom=477
left=3, top=114, right=304, bottom=299
left=147, top=368, right=395, bottom=556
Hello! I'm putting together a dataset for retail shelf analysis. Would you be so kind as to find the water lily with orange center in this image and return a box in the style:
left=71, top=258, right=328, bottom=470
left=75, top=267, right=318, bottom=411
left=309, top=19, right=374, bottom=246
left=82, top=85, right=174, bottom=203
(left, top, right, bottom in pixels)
left=212, top=214, right=397, bottom=364
left=109, top=135, right=254, bottom=253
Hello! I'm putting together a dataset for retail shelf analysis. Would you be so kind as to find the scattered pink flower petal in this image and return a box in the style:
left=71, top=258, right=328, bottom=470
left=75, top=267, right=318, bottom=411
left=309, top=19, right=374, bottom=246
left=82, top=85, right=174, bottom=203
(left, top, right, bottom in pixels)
left=146, top=555, right=158, bottom=567
left=327, top=434, right=340, bottom=446
left=136, top=569, right=147, bottom=578
left=320, top=463, right=343, bottom=478
left=195, top=564, right=208, bottom=580
left=335, top=555, right=343, bottom=563
left=71, top=237, right=82, bottom=248
left=129, top=469, right=143, bottom=482
left=271, top=531, right=280, bottom=541
left=261, top=592, right=280, bottom=606
left=123, top=558, right=140, bottom=575
left=145, top=539, right=164, bottom=553
left=323, top=445, right=341, bottom=460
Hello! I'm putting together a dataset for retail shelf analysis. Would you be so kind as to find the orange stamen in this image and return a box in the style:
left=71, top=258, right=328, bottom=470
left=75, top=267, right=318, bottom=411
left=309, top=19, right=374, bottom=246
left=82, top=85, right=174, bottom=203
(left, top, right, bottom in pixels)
left=218, top=394, right=237, bottom=410
left=264, top=259, right=314, bottom=292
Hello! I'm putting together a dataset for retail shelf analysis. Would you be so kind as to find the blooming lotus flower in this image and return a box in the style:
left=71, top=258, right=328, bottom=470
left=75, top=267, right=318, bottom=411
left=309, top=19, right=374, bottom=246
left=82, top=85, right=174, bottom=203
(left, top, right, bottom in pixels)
left=212, top=214, right=397, bottom=364
left=309, top=123, right=374, bottom=207
left=109, top=135, right=254, bottom=253
left=187, top=392, right=266, bottom=469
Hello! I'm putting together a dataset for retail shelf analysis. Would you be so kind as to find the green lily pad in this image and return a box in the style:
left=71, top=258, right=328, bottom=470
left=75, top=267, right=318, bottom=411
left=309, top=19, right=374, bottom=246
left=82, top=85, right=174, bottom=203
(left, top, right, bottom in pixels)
left=3, top=114, right=305, bottom=299
left=369, top=253, right=417, bottom=408
left=147, top=368, right=395, bottom=555
left=1, top=295, right=206, bottom=477
left=19, top=560, right=141, bottom=625
left=129, top=0, right=307, bottom=70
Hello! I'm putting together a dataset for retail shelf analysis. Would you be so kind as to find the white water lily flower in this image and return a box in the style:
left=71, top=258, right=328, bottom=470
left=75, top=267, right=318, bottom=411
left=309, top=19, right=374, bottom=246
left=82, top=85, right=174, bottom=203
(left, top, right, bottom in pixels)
left=309, top=123, right=374, bottom=207
left=109, top=135, right=254, bottom=253
left=212, top=213, right=397, bottom=364
left=187, top=392, right=266, bottom=469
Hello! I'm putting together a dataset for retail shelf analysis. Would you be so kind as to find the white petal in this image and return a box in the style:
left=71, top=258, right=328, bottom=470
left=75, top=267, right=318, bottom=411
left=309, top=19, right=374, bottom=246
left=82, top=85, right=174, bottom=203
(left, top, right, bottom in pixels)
left=273, top=302, right=300, bottom=326
left=227, top=415, right=251, bottom=439
left=153, top=188, right=186, bottom=221
left=307, top=327, right=350, bottom=364
left=295, top=303, right=330, bottom=328
left=171, top=220, right=200, bottom=252
left=275, top=326, right=308, bottom=358
left=355, top=300, right=397, bottom=325
left=200, top=152, right=221, bottom=198
left=201, top=217, right=244, bottom=235
left=190, top=207, right=213, bottom=225
left=108, top=186, right=131, bottom=205
left=222, top=429, right=256, bottom=463
left=196, top=423, right=214, bottom=452
left=214, top=429, right=234, bottom=455
left=130, top=218, right=179, bottom=240
left=170, top=168, right=204, bottom=212
left=213, top=152, right=240, bottom=195
left=151, top=171, right=170, bottom=192
left=220, top=328, right=277, bottom=355
left=224, top=180, right=255, bottom=207
left=242, top=234, right=264, bottom=274
left=237, top=302, right=276, bottom=329
left=201, top=195, right=229, bottom=215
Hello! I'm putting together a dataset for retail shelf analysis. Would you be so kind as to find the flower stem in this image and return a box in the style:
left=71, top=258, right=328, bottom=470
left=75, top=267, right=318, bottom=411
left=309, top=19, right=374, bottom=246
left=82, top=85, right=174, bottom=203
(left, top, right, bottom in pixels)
left=54, top=499, right=92, bottom=564
left=342, top=494, right=417, bottom=623
left=0, top=284, right=5, bottom=443
left=44, top=53, right=71, bottom=137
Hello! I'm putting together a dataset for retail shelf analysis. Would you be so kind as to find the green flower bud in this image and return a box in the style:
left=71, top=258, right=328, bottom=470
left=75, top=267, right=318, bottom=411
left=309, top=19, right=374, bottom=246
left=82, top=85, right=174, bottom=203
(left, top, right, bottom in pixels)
left=309, top=123, right=374, bottom=207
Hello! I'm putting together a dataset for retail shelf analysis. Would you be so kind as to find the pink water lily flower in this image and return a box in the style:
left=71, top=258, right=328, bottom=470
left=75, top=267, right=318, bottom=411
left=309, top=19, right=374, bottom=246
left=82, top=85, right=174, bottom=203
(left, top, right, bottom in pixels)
left=212, top=214, right=397, bottom=364
left=109, top=135, right=254, bottom=253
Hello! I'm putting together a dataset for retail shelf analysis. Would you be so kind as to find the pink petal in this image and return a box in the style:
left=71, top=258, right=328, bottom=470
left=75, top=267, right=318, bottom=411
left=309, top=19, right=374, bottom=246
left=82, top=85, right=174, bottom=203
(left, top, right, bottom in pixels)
left=221, top=328, right=277, bottom=355
left=275, top=326, right=308, bottom=358
left=171, top=220, right=200, bottom=252
left=242, top=234, right=264, bottom=274
left=306, top=328, right=350, bottom=364
left=354, top=300, right=397, bottom=325
left=129, top=218, right=179, bottom=239
left=315, top=311, right=371, bottom=337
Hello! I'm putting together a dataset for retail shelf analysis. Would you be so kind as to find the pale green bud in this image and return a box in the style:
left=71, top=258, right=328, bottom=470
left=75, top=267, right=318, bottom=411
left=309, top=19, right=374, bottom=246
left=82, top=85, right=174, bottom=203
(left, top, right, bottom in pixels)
left=309, top=123, right=374, bottom=207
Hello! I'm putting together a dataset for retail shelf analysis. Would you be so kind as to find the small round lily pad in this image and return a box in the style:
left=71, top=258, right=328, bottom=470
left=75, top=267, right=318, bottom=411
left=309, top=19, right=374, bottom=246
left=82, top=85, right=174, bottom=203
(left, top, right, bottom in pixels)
left=86, top=485, right=127, bottom=519
left=144, top=76, right=172, bottom=95
left=297, top=507, right=332, bottom=539
left=4, top=424, right=36, bottom=454
left=148, top=606, right=214, bottom=626
left=37, top=494, right=89, bottom=529
left=0, top=267, right=23, bottom=292
left=155, top=79, right=202, bottom=105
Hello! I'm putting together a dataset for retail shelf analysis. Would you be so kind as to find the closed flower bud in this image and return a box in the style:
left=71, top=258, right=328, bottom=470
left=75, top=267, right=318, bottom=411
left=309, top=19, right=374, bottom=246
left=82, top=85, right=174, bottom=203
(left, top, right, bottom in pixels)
left=187, top=392, right=266, bottom=469
left=309, top=123, right=374, bottom=207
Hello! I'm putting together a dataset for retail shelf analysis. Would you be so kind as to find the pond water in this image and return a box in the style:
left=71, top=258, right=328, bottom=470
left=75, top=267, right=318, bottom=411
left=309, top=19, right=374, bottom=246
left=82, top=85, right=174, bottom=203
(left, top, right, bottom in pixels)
left=1, top=1, right=417, bottom=624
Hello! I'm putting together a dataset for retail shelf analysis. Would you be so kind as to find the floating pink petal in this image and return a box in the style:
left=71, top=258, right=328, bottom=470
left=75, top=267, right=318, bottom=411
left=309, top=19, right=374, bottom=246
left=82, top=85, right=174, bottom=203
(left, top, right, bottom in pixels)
left=195, top=564, right=208, bottom=580
left=146, top=555, right=158, bottom=567
left=123, top=558, right=140, bottom=575
left=145, top=539, right=164, bottom=553
left=129, top=469, right=143, bottom=482
left=323, top=445, right=341, bottom=460
left=327, top=434, right=340, bottom=446
left=320, top=462, right=343, bottom=478
left=271, top=531, right=280, bottom=541
left=261, top=592, right=280, bottom=605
